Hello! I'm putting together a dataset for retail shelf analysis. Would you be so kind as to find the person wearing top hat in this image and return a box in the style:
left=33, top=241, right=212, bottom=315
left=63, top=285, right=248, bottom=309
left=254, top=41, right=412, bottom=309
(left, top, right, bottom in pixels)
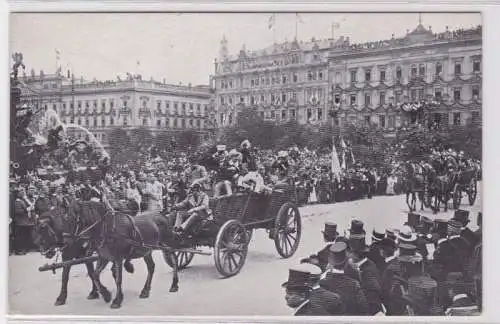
left=345, top=232, right=383, bottom=315
left=300, top=221, right=346, bottom=272
left=414, top=216, right=434, bottom=261
left=345, top=219, right=366, bottom=239
left=431, top=218, right=448, bottom=245
left=319, top=242, right=369, bottom=315
left=368, top=226, right=387, bottom=273
left=452, top=209, right=470, bottom=228
left=282, top=263, right=345, bottom=316
left=431, top=219, right=464, bottom=284
left=404, top=212, right=421, bottom=232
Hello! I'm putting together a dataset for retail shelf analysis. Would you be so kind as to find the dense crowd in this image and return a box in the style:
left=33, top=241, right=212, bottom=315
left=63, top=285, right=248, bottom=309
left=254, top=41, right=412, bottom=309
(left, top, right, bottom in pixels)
left=9, top=135, right=480, bottom=254
left=284, top=210, right=482, bottom=316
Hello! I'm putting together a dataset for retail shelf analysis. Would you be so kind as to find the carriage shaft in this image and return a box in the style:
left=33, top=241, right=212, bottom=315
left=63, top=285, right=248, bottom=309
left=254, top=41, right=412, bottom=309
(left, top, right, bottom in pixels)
left=38, top=255, right=100, bottom=272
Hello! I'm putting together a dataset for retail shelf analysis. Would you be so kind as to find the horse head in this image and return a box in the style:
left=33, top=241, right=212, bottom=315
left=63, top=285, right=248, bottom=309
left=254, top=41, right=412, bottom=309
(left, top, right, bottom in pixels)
left=33, top=208, right=66, bottom=259
left=63, top=200, right=105, bottom=245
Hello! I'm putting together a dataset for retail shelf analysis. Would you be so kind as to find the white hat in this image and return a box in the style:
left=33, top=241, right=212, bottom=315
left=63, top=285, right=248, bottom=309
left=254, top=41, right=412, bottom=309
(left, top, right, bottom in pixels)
left=397, top=225, right=417, bottom=243
left=216, top=145, right=226, bottom=151
left=278, top=151, right=288, bottom=158
left=228, top=149, right=241, bottom=157
left=241, top=139, right=251, bottom=148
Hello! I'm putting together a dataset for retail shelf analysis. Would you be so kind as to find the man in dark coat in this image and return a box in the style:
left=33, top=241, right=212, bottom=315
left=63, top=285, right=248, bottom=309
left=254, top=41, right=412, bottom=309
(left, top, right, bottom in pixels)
left=282, top=263, right=345, bottom=316
left=319, top=242, right=369, bottom=315
left=346, top=234, right=383, bottom=315
left=379, top=238, right=404, bottom=315
left=367, top=226, right=386, bottom=273
left=13, top=187, right=35, bottom=254
left=300, top=221, right=346, bottom=272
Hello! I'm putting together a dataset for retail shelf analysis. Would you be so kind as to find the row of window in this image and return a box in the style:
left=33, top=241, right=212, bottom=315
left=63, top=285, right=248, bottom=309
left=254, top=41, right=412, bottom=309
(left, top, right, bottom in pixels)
left=333, top=86, right=480, bottom=106
left=259, top=109, right=297, bottom=121
left=220, top=88, right=328, bottom=106
left=221, top=69, right=326, bottom=90
left=63, top=117, right=204, bottom=129
left=348, top=60, right=481, bottom=83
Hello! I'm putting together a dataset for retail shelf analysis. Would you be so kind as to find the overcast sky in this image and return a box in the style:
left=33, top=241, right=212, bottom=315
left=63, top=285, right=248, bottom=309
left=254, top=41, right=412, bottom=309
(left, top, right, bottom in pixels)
left=10, top=12, right=481, bottom=86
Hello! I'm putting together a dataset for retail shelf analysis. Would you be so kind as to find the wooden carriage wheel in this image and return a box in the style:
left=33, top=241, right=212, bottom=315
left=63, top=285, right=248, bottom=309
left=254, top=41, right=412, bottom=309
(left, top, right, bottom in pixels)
left=214, top=220, right=249, bottom=278
left=468, top=178, right=478, bottom=206
left=163, top=251, right=195, bottom=270
left=273, top=202, right=301, bottom=258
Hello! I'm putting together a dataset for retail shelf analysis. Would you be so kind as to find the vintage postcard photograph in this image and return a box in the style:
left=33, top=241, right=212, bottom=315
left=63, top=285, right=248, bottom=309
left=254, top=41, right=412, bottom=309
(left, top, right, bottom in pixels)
left=8, top=11, right=482, bottom=318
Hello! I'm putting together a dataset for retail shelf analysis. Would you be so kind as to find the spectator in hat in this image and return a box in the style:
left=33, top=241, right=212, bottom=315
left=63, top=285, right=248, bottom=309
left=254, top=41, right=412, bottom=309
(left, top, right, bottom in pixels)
left=282, top=263, right=345, bottom=316
left=345, top=219, right=366, bottom=240
left=431, top=219, right=448, bottom=245
left=346, top=233, right=383, bottom=315
left=431, top=219, right=463, bottom=284
left=240, top=139, right=257, bottom=172
left=213, top=149, right=240, bottom=198
left=300, top=221, right=345, bottom=272
left=368, top=226, right=387, bottom=273
left=380, top=238, right=405, bottom=315
left=415, top=216, right=434, bottom=260
left=452, top=209, right=470, bottom=228
left=319, top=242, right=369, bottom=315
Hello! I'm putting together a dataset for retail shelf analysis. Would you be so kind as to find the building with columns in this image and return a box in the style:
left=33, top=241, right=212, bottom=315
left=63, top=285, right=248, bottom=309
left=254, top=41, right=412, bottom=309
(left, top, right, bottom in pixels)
left=20, top=71, right=216, bottom=145
left=212, top=22, right=482, bottom=131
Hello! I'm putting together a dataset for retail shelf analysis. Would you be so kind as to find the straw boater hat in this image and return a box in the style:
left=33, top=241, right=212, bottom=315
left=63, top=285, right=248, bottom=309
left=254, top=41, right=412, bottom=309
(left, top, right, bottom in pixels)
left=216, top=144, right=226, bottom=151
left=228, top=149, right=242, bottom=159
left=397, top=225, right=417, bottom=244
left=386, top=229, right=398, bottom=242
left=371, top=225, right=386, bottom=243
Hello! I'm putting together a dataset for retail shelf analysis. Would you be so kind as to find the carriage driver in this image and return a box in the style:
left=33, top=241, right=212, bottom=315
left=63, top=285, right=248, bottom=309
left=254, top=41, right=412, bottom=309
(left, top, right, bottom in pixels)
left=172, top=180, right=212, bottom=236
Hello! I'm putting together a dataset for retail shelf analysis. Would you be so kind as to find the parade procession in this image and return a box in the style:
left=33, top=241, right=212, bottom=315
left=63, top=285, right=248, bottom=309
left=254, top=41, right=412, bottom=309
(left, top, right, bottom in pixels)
left=8, top=12, right=482, bottom=318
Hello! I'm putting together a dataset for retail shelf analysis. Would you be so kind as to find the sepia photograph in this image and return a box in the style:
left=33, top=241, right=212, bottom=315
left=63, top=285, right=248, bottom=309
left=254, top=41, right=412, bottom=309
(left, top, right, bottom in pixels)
left=8, top=11, right=483, bottom=318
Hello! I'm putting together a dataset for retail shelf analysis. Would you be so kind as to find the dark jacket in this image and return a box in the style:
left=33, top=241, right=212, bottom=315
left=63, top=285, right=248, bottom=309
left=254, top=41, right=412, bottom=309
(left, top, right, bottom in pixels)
left=319, top=271, right=369, bottom=316
left=294, top=287, right=346, bottom=316
left=345, top=258, right=383, bottom=315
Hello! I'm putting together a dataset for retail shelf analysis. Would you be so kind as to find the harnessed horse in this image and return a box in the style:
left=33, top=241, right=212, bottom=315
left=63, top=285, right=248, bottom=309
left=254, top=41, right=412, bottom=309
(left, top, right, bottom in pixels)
left=65, top=200, right=180, bottom=309
left=397, top=162, right=426, bottom=212
left=33, top=206, right=112, bottom=306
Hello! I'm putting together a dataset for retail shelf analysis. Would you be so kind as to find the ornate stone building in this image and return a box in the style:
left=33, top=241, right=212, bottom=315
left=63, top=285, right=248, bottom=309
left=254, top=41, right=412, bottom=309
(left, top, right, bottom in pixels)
left=212, top=23, right=482, bottom=131
left=20, top=72, right=215, bottom=145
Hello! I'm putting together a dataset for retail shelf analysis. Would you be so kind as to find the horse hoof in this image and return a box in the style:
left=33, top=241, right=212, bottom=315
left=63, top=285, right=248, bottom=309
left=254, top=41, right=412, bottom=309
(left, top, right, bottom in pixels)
left=169, top=286, right=179, bottom=293
left=101, top=290, right=112, bottom=303
left=87, top=291, right=99, bottom=300
left=139, top=290, right=150, bottom=299
left=110, top=301, right=122, bottom=309
left=54, top=298, right=66, bottom=306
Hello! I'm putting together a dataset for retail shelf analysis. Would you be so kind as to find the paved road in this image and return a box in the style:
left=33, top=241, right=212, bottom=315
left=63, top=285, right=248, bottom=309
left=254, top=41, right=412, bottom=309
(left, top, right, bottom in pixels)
left=9, top=184, right=482, bottom=316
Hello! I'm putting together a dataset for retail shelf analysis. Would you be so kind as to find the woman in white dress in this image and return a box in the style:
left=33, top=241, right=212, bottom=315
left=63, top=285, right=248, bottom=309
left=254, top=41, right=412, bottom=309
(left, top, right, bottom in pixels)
left=386, top=173, right=397, bottom=195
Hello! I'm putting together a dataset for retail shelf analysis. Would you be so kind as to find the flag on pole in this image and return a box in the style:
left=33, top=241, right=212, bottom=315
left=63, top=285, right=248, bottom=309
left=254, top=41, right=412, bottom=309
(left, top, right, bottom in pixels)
left=268, top=14, right=276, bottom=29
left=332, top=22, right=340, bottom=29
left=331, top=142, right=342, bottom=182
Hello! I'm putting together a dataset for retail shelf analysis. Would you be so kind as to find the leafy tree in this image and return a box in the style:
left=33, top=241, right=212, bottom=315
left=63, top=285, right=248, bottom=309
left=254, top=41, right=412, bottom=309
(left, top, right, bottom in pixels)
left=129, top=127, right=154, bottom=150
left=107, top=128, right=131, bottom=152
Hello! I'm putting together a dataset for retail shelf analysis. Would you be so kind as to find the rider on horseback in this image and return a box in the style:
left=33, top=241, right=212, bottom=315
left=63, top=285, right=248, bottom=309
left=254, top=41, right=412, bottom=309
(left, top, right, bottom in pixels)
left=172, top=180, right=212, bottom=237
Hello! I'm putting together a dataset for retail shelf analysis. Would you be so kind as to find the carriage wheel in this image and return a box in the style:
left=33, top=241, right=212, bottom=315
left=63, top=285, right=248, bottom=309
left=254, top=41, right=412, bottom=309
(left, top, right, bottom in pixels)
left=214, top=220, right=248, bottom=278
left=246, top=229, right=253, bottom=243
left=468, top=179, right=478, bottom=206
left=273, top=202, right=301, bottom=258
left=163, top=251, right=195, bottom=270
left=452, top=185, right=461, bottom=209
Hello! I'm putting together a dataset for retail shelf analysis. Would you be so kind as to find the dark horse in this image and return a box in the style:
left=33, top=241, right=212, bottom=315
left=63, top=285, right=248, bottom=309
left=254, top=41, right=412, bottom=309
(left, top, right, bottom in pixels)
left=398, top=162, right=426, bottom=212
left=423, top=161, right=458, bottom=213
left=33, top=206, right=112, bottom=306
left=64, top=200, right=180, bottom=309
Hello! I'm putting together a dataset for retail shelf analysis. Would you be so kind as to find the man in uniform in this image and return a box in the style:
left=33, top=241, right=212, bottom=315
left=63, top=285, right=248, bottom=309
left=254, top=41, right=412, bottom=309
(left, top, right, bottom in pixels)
left=13, top=186, right=35, bottom=254
left=368, top=226, right=386, bottom=273
left=319, top=242, right=369, bottom=315
left=282, top=263, right=345, bottom=316
left=172, top=180, right=211, bottom=236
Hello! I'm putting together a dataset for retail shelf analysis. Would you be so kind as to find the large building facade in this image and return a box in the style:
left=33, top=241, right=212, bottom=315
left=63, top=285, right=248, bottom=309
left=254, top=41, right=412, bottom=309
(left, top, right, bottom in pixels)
left=20, top=72, right=215, bottom=145
left=212, top=23, right=482, bottom=130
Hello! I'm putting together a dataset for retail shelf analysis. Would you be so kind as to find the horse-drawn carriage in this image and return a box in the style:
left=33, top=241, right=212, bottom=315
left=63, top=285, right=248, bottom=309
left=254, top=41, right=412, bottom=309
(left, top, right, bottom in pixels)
left=452, top=168, right=478, bottom=209
left=164, top=184, right=302, bottom=277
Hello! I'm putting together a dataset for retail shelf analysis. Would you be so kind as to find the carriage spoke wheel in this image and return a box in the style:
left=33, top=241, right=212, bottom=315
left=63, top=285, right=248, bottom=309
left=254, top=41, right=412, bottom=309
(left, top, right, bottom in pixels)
left=468, top=179, right=478, bottom=206
left=163, top=251, right=195, bottom=270
left=214, top=220, right=248, bottom=278
left=274, top=202, right=301, bottom=258
left=452, top=185, right=462, bottom=209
